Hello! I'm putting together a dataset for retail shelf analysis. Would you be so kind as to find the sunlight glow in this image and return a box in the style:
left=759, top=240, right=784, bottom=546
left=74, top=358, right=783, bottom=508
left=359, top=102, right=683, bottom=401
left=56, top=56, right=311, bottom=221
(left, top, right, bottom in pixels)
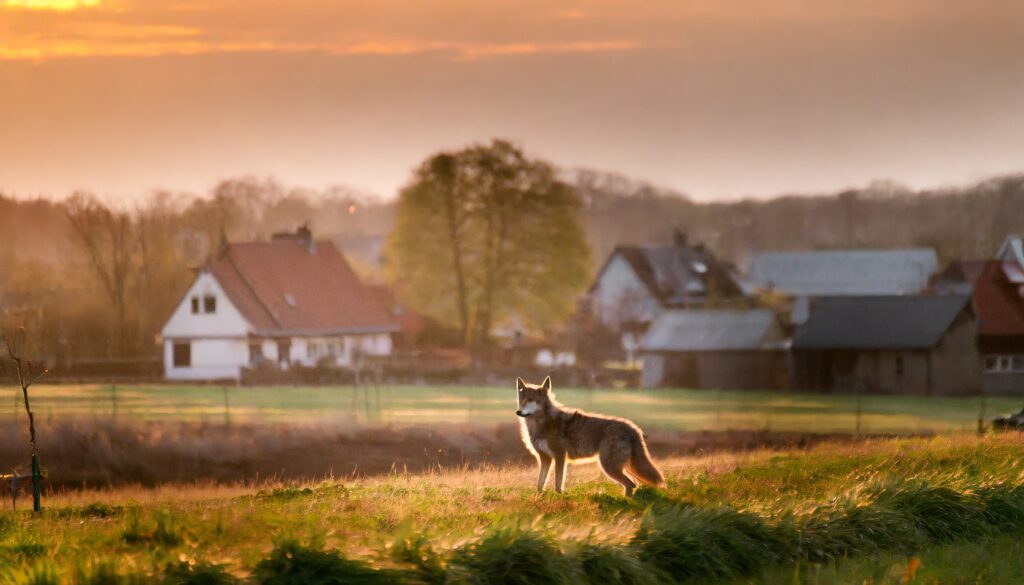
left=4, top=0, right=100, bottom=9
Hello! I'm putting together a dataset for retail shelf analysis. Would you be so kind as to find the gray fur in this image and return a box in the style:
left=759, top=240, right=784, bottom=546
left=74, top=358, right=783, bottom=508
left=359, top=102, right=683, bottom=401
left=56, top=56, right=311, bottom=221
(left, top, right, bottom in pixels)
left=516, top=376, right=665, bottom=497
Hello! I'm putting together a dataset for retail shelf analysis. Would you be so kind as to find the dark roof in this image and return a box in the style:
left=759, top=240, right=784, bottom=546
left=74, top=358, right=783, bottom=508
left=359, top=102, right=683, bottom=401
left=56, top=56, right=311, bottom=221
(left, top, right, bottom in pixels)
left=640, top=309, right=780, bottom=352
left=745, top=249, right=938, bottom=296
left=792, top=295, right=971, bottom=350
left=592, top=243, right=741, bottom=305
left=973, top=261, right=1024, bottom=337
left=208, top=239, right=397, bottom=335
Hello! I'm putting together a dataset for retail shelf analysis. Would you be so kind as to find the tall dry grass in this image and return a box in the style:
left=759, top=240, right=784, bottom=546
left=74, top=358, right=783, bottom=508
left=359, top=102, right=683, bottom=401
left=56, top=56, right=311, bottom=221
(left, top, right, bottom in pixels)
left=0, top=417, right=856, bottom=490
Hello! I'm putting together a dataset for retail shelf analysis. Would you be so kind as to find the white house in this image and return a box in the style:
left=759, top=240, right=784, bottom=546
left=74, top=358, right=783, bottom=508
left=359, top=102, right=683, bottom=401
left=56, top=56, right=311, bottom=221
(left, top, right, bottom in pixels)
left=588, top=231, right=743, bottom=331
left=161, top=227, right=398, bottom=381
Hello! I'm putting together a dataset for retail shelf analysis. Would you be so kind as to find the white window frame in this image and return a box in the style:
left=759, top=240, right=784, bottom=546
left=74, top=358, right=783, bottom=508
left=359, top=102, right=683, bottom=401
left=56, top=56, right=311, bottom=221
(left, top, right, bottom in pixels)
left=984, top=354, right=1024, bottom=374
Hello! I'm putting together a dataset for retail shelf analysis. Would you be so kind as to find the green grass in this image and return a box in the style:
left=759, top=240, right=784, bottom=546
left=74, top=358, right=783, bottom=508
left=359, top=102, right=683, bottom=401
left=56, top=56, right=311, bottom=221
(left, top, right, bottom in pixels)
left=13, top=383, right=1024, bottom=434
left=2, top=433, right=1024, bottom=582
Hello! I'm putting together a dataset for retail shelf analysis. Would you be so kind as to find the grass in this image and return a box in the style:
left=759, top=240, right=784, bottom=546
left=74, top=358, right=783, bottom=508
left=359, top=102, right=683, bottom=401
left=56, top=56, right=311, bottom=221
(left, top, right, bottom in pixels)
left=12, top=383, right=1024, bottom=434
left=1, top=433, right=1024, bottom=582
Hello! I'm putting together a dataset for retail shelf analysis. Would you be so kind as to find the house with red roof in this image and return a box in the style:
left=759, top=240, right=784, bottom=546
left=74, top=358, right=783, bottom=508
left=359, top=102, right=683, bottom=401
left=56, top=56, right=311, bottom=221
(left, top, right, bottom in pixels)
left=973, top=236, right=1024, bottom=393
left=160, top=227, right=398, bottom=380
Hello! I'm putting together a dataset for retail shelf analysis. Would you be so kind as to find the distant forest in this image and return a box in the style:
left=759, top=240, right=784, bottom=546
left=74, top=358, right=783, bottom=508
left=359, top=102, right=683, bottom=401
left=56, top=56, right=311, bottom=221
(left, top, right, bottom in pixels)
left=2, top=171, right=1024, bottom=361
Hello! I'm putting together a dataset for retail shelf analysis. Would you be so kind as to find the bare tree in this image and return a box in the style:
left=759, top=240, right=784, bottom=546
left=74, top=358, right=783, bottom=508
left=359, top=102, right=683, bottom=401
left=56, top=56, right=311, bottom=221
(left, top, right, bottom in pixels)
left=5, top=327, right=47, bottom=511
left=65, top=193, right=137, bottom=354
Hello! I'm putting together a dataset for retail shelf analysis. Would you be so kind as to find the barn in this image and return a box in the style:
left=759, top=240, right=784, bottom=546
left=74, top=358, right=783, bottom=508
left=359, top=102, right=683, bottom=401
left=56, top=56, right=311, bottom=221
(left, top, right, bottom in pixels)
left=639, top=309, right=787, bottom=390
left=791, top=295, right=980, bottom=395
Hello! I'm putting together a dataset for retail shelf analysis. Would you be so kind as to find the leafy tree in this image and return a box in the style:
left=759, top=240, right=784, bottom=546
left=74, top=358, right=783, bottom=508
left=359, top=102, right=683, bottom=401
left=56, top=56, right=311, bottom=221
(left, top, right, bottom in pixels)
left=386, top=140, right=592, bottom=352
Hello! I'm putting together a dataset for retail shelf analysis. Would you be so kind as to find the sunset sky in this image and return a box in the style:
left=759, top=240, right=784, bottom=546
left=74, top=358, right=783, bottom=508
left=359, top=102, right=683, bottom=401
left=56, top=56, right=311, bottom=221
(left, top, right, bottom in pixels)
left=2, top=0, right=1023, bottom=201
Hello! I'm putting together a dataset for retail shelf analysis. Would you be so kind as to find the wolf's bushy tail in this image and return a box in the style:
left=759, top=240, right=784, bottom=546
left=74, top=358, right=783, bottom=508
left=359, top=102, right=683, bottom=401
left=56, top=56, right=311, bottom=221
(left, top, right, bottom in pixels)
left=628, top=434, right=665, bottom=487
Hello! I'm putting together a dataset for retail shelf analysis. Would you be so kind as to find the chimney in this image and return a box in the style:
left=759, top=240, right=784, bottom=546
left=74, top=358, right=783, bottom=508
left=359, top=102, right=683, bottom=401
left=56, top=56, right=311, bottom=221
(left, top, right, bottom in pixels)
left=272, top=224, right=315, bottom=252
left=672, top=228, right=688, bottom=249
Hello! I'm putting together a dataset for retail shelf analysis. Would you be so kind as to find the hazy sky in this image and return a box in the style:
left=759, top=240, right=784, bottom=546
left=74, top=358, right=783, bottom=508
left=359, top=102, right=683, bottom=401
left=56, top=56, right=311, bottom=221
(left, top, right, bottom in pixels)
left=2, top=0, right=1024, bottom=201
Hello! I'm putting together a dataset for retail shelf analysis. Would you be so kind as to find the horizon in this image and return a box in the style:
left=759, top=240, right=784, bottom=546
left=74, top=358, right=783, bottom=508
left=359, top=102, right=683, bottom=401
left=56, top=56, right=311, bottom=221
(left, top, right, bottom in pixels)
left=3, top=1, right=1024, bottom=202
left=4, top=166, right=1023, bottom=206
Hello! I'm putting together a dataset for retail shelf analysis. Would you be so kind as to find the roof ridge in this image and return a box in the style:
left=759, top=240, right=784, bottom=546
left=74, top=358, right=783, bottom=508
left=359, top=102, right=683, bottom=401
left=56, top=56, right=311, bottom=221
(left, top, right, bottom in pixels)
left=224, top=246, right=282, bottom=329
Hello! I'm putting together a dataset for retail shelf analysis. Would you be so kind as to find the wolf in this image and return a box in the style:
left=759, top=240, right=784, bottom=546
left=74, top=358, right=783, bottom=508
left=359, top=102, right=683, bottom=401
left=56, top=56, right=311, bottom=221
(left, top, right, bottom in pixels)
left=515, top=376, right=665, bottom=497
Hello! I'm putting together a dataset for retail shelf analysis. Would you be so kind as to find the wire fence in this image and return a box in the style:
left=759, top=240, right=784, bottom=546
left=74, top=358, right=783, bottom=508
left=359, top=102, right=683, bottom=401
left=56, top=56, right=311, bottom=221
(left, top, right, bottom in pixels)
left=9, top=383, right=1024, bottom=436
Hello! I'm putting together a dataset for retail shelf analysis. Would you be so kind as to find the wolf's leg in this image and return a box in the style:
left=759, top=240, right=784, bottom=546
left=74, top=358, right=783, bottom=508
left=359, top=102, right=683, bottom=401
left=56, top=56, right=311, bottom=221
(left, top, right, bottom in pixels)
left=553, top=454, right=567, bottom=493
left=536, top=454, right=552, bottom=492
left=598, top=452, right=637, bottom=497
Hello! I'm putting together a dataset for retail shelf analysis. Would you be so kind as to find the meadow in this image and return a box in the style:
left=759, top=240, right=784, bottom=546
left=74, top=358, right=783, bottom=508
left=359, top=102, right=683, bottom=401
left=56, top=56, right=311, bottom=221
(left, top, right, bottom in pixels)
left=2, top=433, right=1024, bottom=583
left=13, top=383, right=1024, bottom=434
left=5, top=384, right=1024, bottom=583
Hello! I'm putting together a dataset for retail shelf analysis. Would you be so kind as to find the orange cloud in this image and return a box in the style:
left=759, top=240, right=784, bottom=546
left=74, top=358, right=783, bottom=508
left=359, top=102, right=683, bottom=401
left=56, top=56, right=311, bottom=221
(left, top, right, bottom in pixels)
left=3, top=0, right=100, bottom=9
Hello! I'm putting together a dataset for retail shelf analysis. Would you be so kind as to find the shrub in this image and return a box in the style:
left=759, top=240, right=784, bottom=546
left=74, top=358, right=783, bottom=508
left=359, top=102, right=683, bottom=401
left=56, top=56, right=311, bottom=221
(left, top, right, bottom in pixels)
left=449, top=527, right=581, bottom=585
left=251, top=539, right=405, bottom=585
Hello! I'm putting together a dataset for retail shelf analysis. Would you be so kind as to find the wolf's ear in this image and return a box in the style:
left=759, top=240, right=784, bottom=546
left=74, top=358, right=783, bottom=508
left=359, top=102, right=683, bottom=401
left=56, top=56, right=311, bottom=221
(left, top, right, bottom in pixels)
left=516, top=377, right=526, bottom=392
left=541, top=376, right=552, bottom=392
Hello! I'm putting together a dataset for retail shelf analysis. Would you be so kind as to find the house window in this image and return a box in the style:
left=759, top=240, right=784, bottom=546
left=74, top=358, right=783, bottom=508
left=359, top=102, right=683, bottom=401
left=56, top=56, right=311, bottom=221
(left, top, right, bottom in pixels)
left=190, top=297, right=199, bottom=314
left=203, top=295, right=217, bottom=314
left=249, top=342, right=264, bottom=365
left=984, top=355, right=1024, bottom=374
left=172, top=342, right=191, bottom=367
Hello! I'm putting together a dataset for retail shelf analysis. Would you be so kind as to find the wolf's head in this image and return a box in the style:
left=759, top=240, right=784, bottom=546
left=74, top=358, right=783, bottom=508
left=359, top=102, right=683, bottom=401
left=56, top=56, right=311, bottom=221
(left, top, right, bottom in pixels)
left=515, top=376, right=552, bottom=417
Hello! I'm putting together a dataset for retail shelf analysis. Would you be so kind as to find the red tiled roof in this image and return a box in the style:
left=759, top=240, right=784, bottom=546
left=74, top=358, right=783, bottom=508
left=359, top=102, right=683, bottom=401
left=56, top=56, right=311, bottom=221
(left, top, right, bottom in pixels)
left=366, top=284, right=427, bottom=340
left=208, top=239, right=397, bottom=335
left=973, top=261, right=1024, bottom=337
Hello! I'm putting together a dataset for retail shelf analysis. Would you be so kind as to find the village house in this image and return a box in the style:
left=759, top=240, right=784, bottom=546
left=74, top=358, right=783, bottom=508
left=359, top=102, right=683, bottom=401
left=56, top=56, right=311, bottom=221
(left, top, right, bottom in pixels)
left=744, top=248, right=939, bottom=325
left=160, top=227, right=398, bottom=381
left=639, top=309, right=786, bottom=389
left=971, top=236, right=1024, bottom=393
left=587, top=231, right=743, bottom=360
left=791, top=295, right=980, bottom=395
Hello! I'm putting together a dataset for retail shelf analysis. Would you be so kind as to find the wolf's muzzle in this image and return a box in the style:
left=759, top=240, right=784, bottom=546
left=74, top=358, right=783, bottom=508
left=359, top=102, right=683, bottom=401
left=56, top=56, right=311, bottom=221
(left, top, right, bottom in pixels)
left=515, top=410, right=529, bottom=417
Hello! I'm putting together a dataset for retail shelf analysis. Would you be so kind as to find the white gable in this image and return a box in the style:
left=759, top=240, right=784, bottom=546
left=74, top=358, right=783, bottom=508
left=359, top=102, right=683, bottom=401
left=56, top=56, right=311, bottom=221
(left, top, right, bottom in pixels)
left=591, top=253, right=661, bottom=327
left=161, top=271, right=251, bottom=338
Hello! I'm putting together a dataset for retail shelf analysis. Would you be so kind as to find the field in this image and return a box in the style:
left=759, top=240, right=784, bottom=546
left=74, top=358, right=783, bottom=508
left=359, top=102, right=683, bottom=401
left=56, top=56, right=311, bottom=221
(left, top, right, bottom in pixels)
left=14, top=384, right=1024, bottom=434
left=3, top=433, right=1024, bottom=583
left=4, top=384, right=1024, bottom=583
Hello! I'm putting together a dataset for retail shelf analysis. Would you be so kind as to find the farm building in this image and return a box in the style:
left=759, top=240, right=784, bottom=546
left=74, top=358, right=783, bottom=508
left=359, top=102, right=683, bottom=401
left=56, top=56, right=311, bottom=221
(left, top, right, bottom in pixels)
left=639, top=309, right=786, bottom=390
left=160, top=227, right=398, bottom=381
left=791, top=295, right=980, bottom=395
left=587, top=231, right=744, bottom=364
left=972, top=236, right=1024, bottom=393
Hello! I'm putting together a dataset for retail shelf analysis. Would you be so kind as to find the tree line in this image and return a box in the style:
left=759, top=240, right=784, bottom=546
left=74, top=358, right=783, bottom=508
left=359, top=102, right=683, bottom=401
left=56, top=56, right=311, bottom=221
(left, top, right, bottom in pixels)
left=2, top=140, right=1024, bottom=365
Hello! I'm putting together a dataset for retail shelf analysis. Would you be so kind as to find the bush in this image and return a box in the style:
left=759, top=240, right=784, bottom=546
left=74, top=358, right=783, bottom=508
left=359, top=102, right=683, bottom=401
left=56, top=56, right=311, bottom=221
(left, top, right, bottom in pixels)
left=251, top=539, right=405, bottom=585
left=449, top=527, right=581, bottom=585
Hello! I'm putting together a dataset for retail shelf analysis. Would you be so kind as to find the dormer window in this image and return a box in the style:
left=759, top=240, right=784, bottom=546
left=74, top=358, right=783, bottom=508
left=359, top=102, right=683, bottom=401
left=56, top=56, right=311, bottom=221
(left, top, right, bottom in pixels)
left=203, top=295, right=217, bottom=313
